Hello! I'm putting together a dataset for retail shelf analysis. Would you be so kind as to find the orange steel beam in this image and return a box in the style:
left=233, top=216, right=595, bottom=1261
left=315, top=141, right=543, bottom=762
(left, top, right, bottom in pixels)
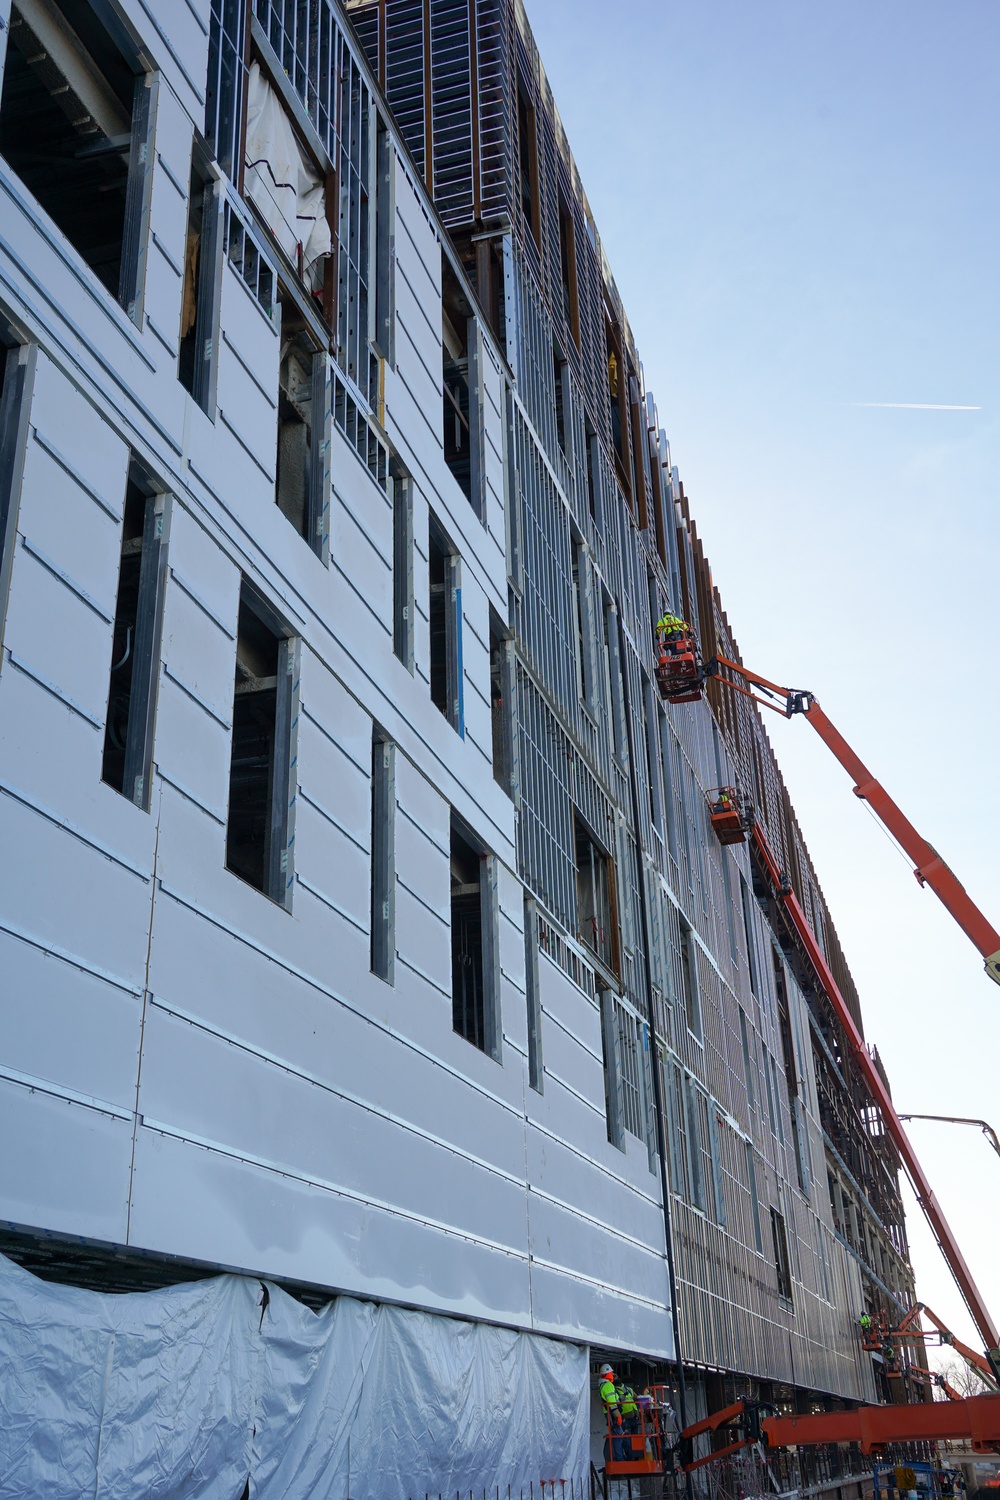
left=762, top=1394, right=1000, bottom=1454
left=710, top=654, right=1000, bottom=985
left=749, top=817, right=1000, bottom=1351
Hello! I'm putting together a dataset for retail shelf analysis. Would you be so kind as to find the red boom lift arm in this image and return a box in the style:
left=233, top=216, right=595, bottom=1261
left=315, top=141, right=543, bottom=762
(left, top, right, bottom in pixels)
left=702, top=656, right=1000, bottom=1352
left=679, top=1393, right=1000, bottom=1463
left=706, top=655, right=1000, bottom=986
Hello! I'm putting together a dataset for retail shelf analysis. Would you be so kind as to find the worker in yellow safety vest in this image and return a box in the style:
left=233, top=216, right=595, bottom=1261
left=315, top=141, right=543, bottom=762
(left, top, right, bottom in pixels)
left=656, top=612, right=690, bottom=652
left=599, top=1363, right=628, bottom=1462
left=616, top=1378, right=640, bottom=1447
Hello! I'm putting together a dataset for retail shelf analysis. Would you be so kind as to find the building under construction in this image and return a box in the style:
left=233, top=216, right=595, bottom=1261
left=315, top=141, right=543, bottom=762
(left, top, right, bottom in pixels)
left=0, top=0, right=936, bottom=1494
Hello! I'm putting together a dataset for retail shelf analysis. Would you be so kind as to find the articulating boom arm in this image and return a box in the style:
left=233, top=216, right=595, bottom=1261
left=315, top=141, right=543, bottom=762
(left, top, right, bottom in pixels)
left=679, top=1393, right=1000, bottom=1465
left=749, top=813, right=999, bottom=1352
left=707, top=654, right=1000, bottom=986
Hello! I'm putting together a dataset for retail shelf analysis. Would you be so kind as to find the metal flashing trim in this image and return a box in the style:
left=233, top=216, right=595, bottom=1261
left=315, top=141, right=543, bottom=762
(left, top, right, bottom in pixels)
left=161, top=663, right=233, bottom=731
left=154, top=150, right=186, bottom=199
left=527, top=1180, right=665, bottom=1260
left=527, top=1253, right=669, bottom=1313
left=396, top=802, right=450, bottom=858
left=394, top=951, right=452, bottom=1003
left=154, top=767, right=227, bottom=826
left=0, top=777, right=152, bottom=881
left=156, top=878, right=523, bottom=1119
left=30, top=428, right=121, bottom=520
left=217, top=408, right=275, bottom=483
left=148, top=992, right=525, bottom=1190
left=538, top=1002, right=601, bottom=1067
left=0, top=170, right=156, bottom=369
left=541, top=1065, right=605, bottom=1120
left=396, top=873, right=449, bottom=927
left=19, top=536, right=114, bottom=623
left=294, top=873, right=367, bottom=934
left=168, top=567, right=237, bottom=639
left=220, top=328, right=278, bottom=407
left=297, top=785, right=368, bottom=855
left=298, top=700, right=370, bottom=778
left=0, top=915, right=144, bottom=997
left=0, top=1064, right=133, bottom=1123
left=6, top=651, right=103, bottom=729
left=150, top=231, right=183, bottom=279
left=144, top=316, right=178, bottom=359
left=138, top=1112, right=529, bottom=1262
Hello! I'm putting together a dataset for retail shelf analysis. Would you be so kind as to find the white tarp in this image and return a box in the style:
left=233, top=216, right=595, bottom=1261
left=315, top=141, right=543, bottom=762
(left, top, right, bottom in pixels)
left=0, top=1252, right=590, bottom=1499
left=244, top=61, right=332, bottom=282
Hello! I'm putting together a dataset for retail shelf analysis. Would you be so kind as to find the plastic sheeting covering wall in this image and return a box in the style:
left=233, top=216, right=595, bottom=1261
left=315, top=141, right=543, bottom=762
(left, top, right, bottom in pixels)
left=0, top=1253, right=590, bottom=1499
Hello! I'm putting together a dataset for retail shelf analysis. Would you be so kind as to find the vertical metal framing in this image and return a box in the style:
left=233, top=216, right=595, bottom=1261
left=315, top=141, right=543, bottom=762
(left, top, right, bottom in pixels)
left=374, top=111, right=396, bottom=365
left=370, top=730, right=396, bottom=982
left=392, top=467, right=414, bottom=670
left=310, top=350, right=331, bottom=563
left=523, top=894, right=543, bottom=1092
left=481, top=850, right=502, bottom=1062
left=0, top=342, right=33, bottom=659
left=184, top=149, right=225, bottom=415
left=445, top=548, right=463, bottom=736
left=120, top=72, right=156, bottom=325
left=268, top=633, right=298, bottom=907
left=121, top=485, right=169, bottom=811
left=467, top=317, right=486, bottom=523
left=600, top=986, right=624, bottom=1151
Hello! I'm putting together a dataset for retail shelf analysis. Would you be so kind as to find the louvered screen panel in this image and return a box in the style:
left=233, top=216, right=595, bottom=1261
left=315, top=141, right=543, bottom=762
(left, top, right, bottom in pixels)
left=429, top=0, right=475, bottom=220
left=385, top=0, right=427, bottom=175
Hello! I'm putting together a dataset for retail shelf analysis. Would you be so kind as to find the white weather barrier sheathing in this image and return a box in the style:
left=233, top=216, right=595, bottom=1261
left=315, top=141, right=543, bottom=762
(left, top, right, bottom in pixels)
left=0, top=1253, right=591, bottom=1499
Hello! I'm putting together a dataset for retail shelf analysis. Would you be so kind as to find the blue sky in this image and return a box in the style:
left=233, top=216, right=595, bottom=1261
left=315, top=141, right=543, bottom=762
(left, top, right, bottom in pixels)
left=524, top=0, right=1000, bottom=1354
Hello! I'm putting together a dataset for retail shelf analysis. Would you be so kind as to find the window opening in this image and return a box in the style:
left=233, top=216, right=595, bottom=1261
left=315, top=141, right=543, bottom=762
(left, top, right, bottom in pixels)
left=602, top=595, right=627, bottom=764
left=740, top=872, right=760, bottom=998
left=516, top=70, right=539, bottom=247
left=684, top=1075, right=707, bottom=1213
left=206, top=0, right=247, bottom=179
left=489, top=610, right=512, bottom=795
left=524, top=895, right=543, bottom=1093
left=441, top=252, right=481, bottom=514
left=574, top=811, right=616, bottom=974
left=557, top=186, right=579, bottom=345
left=276, top=282, right=327, bottom=555
left=370, top=728, right=395, bottom=982
left=226, top=583, right=294, bottom=904
left=605, top=314, right=630, bottom=502
left=451, top=817, right=500, bottom=1060
left=553, top=342, right=568, bottom=456
left=680, top=916, right=701, bottom=1040
left=0, top=0, right=152, bottom=318
left=179, top=146, right=222, bottom=411
left=391, top=459, right=413, bottom=670
left=571, top=540, right=596, bottom=709
left=738, top=1006, right=755, bottom=1114
left=336, top=46, right=372, bottom=392
left=102, top=461, right=166, bottom=810
left=0, top=342, right=31, bottom=642
left=745, top=1142, right=763, bottom=1254
left=617, top=1005, right=644, bottom=1142
left=664, top=1057, right=689, bottom=1197
left=428, top=515, right=462, bottom=732
left=244, top=59, right=333, bottom=306
left=771, top=1205, right=793, bottom=1301
left=584, top=419, right=599, bottom=525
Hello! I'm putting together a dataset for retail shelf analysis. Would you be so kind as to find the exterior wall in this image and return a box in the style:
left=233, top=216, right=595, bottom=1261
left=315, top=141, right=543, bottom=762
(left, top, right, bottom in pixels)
left=0, top=0, right=914, bottom=1418
left=0, top=0, right=671, bottom=1359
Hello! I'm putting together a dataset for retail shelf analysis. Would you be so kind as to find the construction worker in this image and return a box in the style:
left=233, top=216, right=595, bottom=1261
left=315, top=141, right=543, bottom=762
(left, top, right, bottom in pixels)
left=713, top=790, right=733, bottom=815
left=616, top=1376, right=640, bottom=1456
left=860, top=1312, right=873, bottom=1339
left=656, top=609, right=689, bottom=657
left=599, top=1363, right=627, bottom=1463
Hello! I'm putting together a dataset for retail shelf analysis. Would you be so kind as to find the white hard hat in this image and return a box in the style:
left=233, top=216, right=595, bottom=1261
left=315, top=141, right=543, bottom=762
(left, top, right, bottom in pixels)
left=599, top=1363, right=614, bottom=1378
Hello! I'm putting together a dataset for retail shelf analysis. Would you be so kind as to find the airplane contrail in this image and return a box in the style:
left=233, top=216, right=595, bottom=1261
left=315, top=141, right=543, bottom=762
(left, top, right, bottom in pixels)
left=851, top=402, right=981, bottom=411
